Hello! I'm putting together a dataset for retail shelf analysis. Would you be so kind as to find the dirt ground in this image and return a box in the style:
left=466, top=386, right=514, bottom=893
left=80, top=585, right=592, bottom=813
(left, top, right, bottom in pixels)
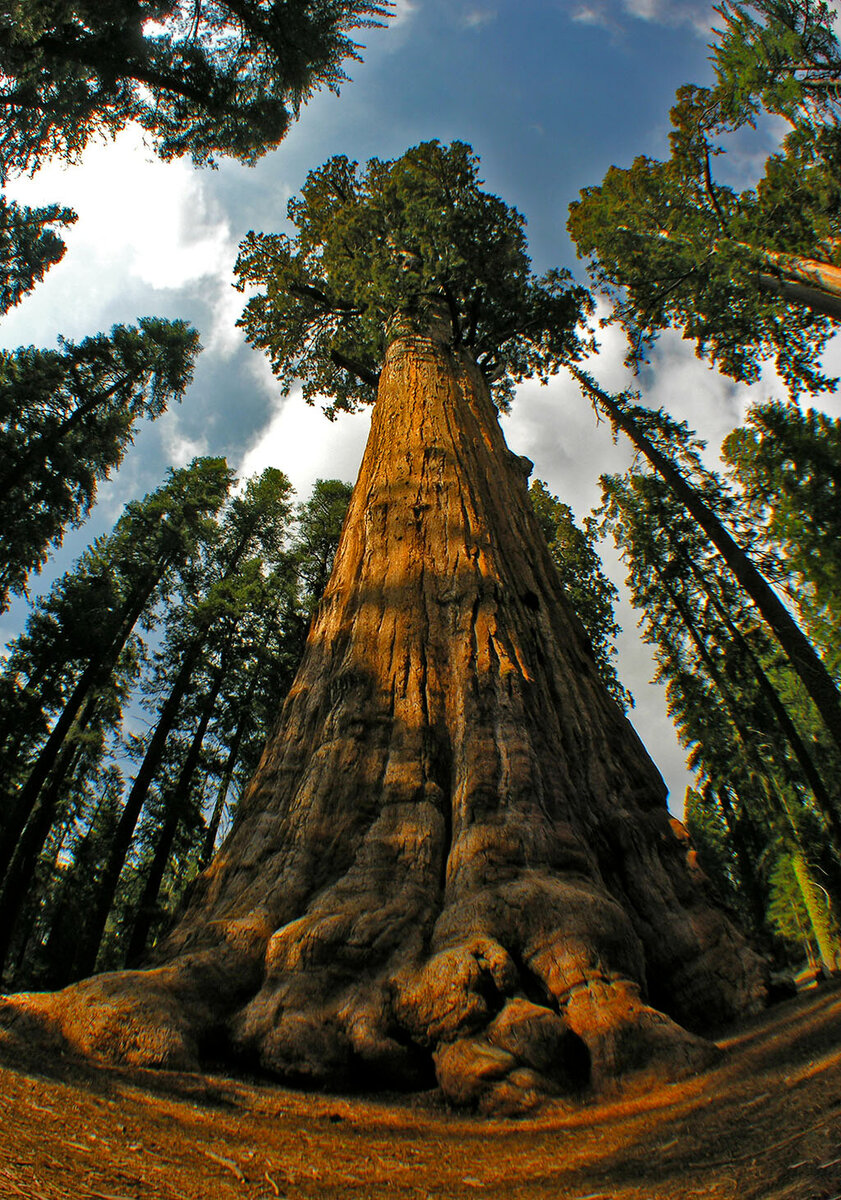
left=0, top=980, right=840, bottom=1200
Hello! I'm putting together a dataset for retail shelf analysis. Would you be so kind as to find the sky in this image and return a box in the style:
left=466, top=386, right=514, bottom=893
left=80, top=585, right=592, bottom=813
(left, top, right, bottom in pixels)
left=2, top=0, right=839, bottom=811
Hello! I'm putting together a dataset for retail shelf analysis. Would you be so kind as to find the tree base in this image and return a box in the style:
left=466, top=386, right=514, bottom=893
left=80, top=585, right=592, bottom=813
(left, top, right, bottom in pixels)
left=0, top=898, right=736, bottom=1115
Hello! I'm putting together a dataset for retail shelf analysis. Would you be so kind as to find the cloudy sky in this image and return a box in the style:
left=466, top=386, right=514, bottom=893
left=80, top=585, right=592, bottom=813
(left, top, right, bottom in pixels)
left=2, top=0, right=839, bottom=809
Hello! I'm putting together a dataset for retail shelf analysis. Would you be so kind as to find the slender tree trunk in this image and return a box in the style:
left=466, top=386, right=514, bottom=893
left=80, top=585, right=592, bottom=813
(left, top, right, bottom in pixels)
left=791, top=852, right=839, bottom=974
left=125, top=657, right=228, bottom=966
left=658, top=560, right=841, bottom=844
left=572, top=367, right=841, bottom=760
left=0, top=568, right=162, bottom=875
left=0, top=700, right=95, bottom=975
left=199, top=682, right=258, bottom=867
left=0, top=330, right=767, bottom=1111
left=695, top=571, right=841, bottom=843
left=72, top=639, right=204, bottom=978
left=713, top=786, right=768, bottom=933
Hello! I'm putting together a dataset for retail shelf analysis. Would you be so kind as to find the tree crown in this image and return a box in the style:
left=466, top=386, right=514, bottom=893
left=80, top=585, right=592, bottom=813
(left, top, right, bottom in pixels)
left=236, top=140, right=591, bottom=414
left=567, top=1, right=841, bottom=397
left=0, top=0, right=392, bottom=179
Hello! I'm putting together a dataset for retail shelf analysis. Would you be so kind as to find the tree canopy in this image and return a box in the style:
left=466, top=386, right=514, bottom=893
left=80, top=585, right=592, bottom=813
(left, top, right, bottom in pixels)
left=0, top=317, right=200, bottom=610
left=529, top=479, right=631, bottom=710
left=567, top=0, right=841, bottom=397
left=236, top=140, right=591, bottom=413
left=723, top=401, right=841, bottom=678
left=0, top=0, right=392, bottom=179
left=0, top=195, right=76, bottom=314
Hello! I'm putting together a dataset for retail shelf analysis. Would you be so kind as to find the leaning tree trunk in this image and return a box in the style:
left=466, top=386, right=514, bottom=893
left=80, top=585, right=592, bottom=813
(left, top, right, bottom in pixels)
left=0, top=328, right=766, bottom=1112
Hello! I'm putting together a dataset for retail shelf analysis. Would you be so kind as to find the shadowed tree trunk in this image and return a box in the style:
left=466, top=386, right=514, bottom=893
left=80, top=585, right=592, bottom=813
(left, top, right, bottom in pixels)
left=0, top=328, right=766, bottom=1112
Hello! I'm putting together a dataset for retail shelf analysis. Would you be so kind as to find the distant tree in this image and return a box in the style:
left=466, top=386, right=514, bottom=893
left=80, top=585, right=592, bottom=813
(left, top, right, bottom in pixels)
left=571, top=368, right=841, bottom=760
left=600, top=462, right=841, bottom=960
left=709, top=2, right=841, bottom=130
left=767, top=850, right=841, bottom=972
left=198, top=478, right=354, bottom=869
left=75, top=467, right=295, bottom=977
left=723, top=400, right=841, bottom=678
left=0, top=194, right=76, bottom=313
left=0, top=457, right=232, bottom=978
left=0, top=0, right=392, bottom=179
left=567, top=1, right=841, bottom=396
left=0, top=317, right=200, bottom=610
left=294, top=477, right=354, bottom=614
left=529, top=479, right=631, bottom=710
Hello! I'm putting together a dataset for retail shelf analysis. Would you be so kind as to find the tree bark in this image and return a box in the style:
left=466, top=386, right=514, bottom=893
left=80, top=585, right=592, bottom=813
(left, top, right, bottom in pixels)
left=0, top=329, right=766, bottom=1111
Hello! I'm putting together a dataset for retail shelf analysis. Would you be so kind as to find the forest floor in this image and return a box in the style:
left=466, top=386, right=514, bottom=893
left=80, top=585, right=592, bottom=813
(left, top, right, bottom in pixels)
left=0, top=980, right=840, bottom=1200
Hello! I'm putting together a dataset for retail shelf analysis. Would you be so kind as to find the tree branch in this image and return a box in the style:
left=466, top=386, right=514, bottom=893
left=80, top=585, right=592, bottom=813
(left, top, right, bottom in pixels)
left=329, top=349, right=379, bottom=389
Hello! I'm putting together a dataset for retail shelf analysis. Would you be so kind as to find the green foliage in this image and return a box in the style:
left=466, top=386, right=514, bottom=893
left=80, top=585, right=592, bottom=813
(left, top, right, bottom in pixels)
left=767, top=852, right=815, bottom=947
left=723, top=401, right=841, bottom=677
left=0, top=455, right=233, bottom=804
left=236, top=140, right=591, bottom=414
left=529, top=479, right=631, bottom=710
left=0, top=0, right=393, bottom=179
left=295, top=477, right=353, bottom=612
left=598, top=444, right=841, bottom=946
left=767, top=849, right=841, bottom=968
left=684, top=785, right=745, bottom=911
left=0, top=456, right=234, bottom=979
left=567, top=1, right=841, bottom=397
left=0, top=194, right=76, bottom=313
left=710, top=2, right=841, bottom=130
left=0, top=317, right=201, bottom=609
left=2, top=467, right=350, bottom=982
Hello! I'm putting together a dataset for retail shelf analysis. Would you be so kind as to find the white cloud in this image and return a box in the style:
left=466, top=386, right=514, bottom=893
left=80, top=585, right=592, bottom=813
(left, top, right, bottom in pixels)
left=0, top=125, right=238, bottom=351
left=571, top=0, right=712, bottom=34
left=236, top=358, right=372, bottom=498
left=376, top=0, right=419, bottom=49
left=461, top=7, right=497, bottom=29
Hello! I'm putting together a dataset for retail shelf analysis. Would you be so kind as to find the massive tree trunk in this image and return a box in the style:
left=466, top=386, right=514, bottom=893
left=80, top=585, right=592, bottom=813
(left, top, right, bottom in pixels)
left=0, top=328, right=766, bottom=1111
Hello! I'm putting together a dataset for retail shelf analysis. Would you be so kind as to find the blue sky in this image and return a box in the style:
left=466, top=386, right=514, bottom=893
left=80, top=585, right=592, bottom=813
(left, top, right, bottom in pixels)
left=2, top=0, right=838, bottom=807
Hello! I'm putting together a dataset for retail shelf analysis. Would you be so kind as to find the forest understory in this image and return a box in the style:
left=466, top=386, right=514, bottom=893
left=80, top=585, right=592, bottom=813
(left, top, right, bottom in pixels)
left=1, top=978, right=839, bottom=1200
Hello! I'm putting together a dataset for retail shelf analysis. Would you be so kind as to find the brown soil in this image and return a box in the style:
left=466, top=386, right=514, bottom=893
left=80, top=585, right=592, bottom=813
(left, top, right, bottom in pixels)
left=1, top=979, right=840, bottom=1200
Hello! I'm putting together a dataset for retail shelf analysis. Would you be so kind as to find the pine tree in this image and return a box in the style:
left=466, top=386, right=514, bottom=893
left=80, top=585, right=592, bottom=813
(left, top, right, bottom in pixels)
left=567, top=1, right=841, bottom=397
left=528, top=479, right=630, bottom=710
left=599, top=463, right=841, bottom=964
left=67, top=468, right=294, bottom=978
left=572, top=369, right=841, bottom=762
left=723, top=400, right=841, bottom=678
left=0, top=317, right=201, bottom=610
left=0, top=457, right=233, bottom=978
left=0, top=194, right=76, bottom=313
left=0, top=0, right=392, bottom=179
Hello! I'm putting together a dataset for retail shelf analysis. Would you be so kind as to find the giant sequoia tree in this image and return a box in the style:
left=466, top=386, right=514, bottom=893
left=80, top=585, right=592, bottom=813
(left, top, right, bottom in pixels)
left=0, top=142, right=766, bottom=1113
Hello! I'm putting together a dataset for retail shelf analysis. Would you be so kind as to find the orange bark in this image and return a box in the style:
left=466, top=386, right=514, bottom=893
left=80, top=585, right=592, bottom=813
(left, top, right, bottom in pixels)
left=0, top=328, right=767, bottom=1111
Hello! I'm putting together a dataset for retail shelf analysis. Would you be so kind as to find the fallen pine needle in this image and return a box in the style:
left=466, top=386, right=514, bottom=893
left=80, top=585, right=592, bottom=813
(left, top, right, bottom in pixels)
left=0, top=1170, right=31, bottom=1197
left=203, top=1148, right=246, bottom=1181
left=264, top=1170, right=281, bottom=1196
left=84, top=1191, right=137, bottom=1200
